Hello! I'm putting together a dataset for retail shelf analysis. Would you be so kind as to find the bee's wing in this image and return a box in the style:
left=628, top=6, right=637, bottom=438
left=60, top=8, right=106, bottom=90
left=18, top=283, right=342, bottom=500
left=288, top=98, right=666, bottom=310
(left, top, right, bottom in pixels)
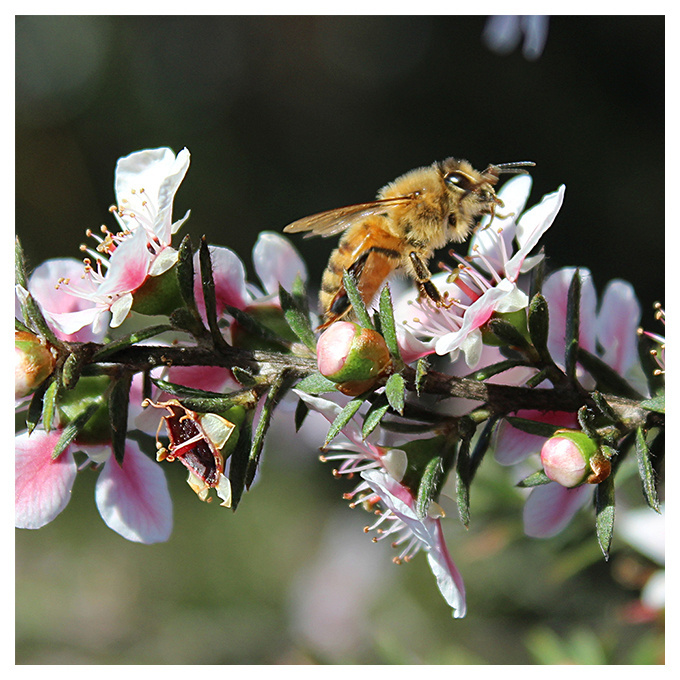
left=283, top=195, right=416, bottom=238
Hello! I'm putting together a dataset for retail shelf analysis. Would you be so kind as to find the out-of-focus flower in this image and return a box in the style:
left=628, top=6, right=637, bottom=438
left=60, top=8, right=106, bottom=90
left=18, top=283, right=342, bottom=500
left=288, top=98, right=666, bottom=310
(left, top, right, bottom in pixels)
left=48, top=147, right=191, bottom=334
left=396, top=178, right=564, bottom=367
left=15, top=429, right=173, bottom=543
left=483, top=15, right=549, bottom=60
left=15, top=331, right=56, bottom=400
left=294, top=390, right=466, bottom=617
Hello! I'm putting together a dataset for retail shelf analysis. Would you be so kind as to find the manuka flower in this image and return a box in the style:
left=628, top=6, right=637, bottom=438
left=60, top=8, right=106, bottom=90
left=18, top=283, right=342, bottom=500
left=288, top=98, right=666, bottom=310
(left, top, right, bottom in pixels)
left=294, top=390, right=466, bottom=617
left=49, top=147, right=191, bottom=334
left=15, top=428, right=173, bottom=543
left=396, top=176, right=565, bottom=367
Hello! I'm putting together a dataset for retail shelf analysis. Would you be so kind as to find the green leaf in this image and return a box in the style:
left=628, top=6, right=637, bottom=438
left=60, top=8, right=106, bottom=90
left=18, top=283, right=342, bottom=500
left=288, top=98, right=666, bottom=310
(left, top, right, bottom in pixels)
left=229, top=411, right=254, bottom=511
left=487, top=318, right=531, bottom=351
left=176, top=235, right=198, bottom=312
left=640, top=395, right=665, bottom=413
left=577, top=348, right=643, bottom=400
left=416, top=455, right=445, bottom=521
left=528, top=292, right=550, bottom=358
left=15, top=236, right=28, bottom=288
left=92, top=325, right=175, bottom=362
left=17, top=287, right=60, bottom=348
left=564, top=269, right=581, bottom=380
left=378, top=285, right=402, bottom=366
left=52, top=401, right=102, bottom=460
left=151, top=377, right=259, bottom=413
left=200, top=237, right=230, bottom=350
left=324, top=397, right=365, bottom=446
left=342, top=269, right=373, bottom=330
left=26, top=379, right=50, bottom=434
left=109, top=372, right=133, bottom=465
left=294, top=398, right=309, bottom=432
left=455, top=437, right=471, bottom=527
left=246, top=370, right=294, bottom=488
left=635, top=427, right=661, bottom=512
left=595, top=474, right=615, bottom=559
left=294, top=371, right=338, bottom=395
left=231, top=365, right=258, bottom=388
left=279, top=285, right=317, bottom=351
left=362, top=394, right=390, bottom=438
left=224, top=304, right=288, bottom=347
left=385, top=372, right=405, bottom=415
left=41, top=379, right=59, bottom=433
left=415, top=357, right=429, bottom=396
left=466, top=358, right=528, bottom=381
left=517, top=470, right=552, bottom=487
left=505, top=416, right=564, bottom=438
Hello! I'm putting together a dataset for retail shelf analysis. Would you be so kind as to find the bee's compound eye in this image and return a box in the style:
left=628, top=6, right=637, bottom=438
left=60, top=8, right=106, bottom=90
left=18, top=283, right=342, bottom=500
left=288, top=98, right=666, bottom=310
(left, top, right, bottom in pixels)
left=445, top=171, right=474, bottom=192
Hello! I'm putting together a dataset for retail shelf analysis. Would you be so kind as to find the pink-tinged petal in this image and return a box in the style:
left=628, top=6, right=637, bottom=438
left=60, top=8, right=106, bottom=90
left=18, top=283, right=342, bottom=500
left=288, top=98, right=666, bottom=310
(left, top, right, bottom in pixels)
left=494, top=410, right=578, bottom=465
left=95, top=441, right=173, bottom=543
left=396, top=325, right=436, bottom=364
left=15, top=430, right=77, bottom=529
left=48, top=305, right=105, bottom=336
left=427, top=519, right=467, bottom=618
left=194, top=246, right=249, bottom=314
left=508, top=185, right=565, bottom=280
left=167, top=364, right=238, bottom=394
left=523, top=482, right=591, bottom=538
left=362, top=469, right=466, bottom=618
left=543, top=267, right=597, bottom=364
left=97, top=227, right=151, bottom=298
left=596, top=279, right=641, bottom=374
left=252, top=232, right=308, bottom=297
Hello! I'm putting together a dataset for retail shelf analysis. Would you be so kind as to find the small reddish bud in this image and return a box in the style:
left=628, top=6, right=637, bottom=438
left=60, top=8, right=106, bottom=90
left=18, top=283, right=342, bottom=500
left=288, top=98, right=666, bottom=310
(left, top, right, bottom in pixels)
left=317, top=321, right=392, bottom=385
left=540, top=429, right=602, bottom=488
left=15, top=331, right=56, bottom=399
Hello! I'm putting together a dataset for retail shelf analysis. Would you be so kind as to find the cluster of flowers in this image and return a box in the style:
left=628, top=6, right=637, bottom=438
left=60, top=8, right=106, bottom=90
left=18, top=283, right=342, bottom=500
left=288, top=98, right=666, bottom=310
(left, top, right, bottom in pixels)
left=15, top=147, right=664, bottom=618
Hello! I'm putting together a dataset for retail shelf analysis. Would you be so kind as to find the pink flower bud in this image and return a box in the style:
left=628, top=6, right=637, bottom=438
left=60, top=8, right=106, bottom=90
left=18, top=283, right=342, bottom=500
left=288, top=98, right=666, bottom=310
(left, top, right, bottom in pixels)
left=15, top=331, right=56, bottom=399
left=316, top=321, right=392, bottom=395
left=540, top=430, right=600, bottom=488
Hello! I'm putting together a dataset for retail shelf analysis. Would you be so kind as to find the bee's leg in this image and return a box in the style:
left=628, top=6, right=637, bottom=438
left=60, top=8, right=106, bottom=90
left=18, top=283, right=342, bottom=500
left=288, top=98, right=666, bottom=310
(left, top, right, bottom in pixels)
left=409, top=252, right=451, bottom=308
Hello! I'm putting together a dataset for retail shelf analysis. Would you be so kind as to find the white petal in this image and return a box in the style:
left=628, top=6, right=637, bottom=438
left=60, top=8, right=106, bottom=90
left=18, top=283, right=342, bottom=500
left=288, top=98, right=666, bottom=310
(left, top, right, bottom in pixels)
left=253, top=232, right=308, bottom=296
left=95, top=440, right=173, bottom=543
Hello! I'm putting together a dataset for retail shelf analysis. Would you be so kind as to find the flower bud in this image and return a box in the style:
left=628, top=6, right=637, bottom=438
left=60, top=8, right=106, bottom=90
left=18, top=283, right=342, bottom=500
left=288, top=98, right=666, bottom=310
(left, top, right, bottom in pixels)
left=316, top=321, right=392, bottom=394
left=540, top=429, right=601, bottom=488
left=15, top=331, right=56, bottom=399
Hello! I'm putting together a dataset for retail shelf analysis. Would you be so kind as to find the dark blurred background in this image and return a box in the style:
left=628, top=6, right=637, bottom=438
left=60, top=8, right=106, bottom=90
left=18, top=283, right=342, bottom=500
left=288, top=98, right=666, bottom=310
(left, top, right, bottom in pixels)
left=16, top=16, right=664, bottom=664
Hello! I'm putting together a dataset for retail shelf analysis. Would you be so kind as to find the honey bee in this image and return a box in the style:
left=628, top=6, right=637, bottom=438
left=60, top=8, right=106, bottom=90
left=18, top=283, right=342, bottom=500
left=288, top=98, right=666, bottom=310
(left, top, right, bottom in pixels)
left=283, top=158, right=535, bottom=330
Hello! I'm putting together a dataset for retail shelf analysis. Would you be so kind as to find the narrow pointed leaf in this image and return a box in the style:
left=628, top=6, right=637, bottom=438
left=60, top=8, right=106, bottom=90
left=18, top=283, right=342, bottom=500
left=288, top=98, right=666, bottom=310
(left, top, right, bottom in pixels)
left=565, top=270, right=581, bottom=380
left=635, top=427, right=661, bottom=512
left=415, top=357, right=429, bottom=396
left=176, top=235, right=198, bottom=313
left=41, top=379, right=59, bottom=433
left=385, top=372, right=405, bottom=415
left=577, top=348, right=643, bottom=400
left=505, top=416, right=564, bottom=438
left=229, top=411, right=253, bottom=510
left=92, top=324, right=174, bottom=362
left=640, top=395, right=665, bottom=413
left=416, top=455, right=445, bottom=521
left=52, top=401, right=102, bottom=460
left=15, top=236, right=28, bottom=288
left=517, top=470, right=552, bottom=487
left=467, top=358, right=528, bottom=381
left=342, top=269, right=373, bottom=330
left=294, top=371, right=337, bottom=395
left=488, top=318, right=531, bottom=351
left=200, top=238, right=230, bottom=350
left=528, top=292, right=550, bottom=358
left=223, top=304, right=288, bottom=346
left=378, top=285, right=402, bottom=366
left=279, top=285, right=317, bottom=351
left=362, top=394, right=390, bottom=438
left=246, top=370, right=294, bottom=488
left=455, top=437, right=471, bottom=527
left=324, top=396, right=364, bottom=446
left=294, top=398, right=309, bottom=432
left=26, top=379, right=49, bottom=434
left=109, top=372, right=133, bottom=465
left=595, top=474, right=615, bottom=559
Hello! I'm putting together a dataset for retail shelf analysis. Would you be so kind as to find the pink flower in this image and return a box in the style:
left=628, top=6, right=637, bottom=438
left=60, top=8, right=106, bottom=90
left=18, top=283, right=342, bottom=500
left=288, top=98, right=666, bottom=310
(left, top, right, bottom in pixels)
left=15, top=429, right=173, bottom=543
left=49, top=147, right=191, bottom=335
left=294, top=390, right=465, bottom=617
left=396, top=179, right=565, bottom=368
left=194, top=231, right=307, bottom=325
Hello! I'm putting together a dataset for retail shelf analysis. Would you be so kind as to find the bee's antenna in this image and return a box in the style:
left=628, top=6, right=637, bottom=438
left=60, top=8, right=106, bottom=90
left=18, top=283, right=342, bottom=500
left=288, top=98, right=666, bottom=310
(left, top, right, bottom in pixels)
left=494, top=161, right=536, bottom=175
